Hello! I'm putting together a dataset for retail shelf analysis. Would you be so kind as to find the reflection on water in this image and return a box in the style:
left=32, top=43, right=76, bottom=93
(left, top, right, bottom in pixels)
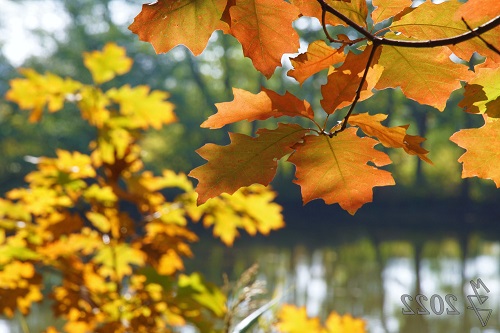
left=2, top=202, right=500, bottom=333
left=186, top=202, right=500, bottom=333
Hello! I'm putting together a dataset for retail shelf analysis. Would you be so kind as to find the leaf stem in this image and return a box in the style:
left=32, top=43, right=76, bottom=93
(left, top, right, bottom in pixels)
left=329, top=42, right=380, bottom=136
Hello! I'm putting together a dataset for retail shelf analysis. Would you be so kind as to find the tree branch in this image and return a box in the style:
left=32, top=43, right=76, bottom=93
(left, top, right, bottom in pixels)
left=462, top=18, right=500, bottom=55
left=329, top=43, right=380, bottom=137
left=317, top=0, right=500, bottom=48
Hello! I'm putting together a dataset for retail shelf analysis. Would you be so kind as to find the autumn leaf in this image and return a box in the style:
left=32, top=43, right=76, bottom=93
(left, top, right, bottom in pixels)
left=190, top=123, right=308, bottom=204
left=200, top=184, right=284, bottom=245
left=325, top=312, right=366, bottom=333
left=375, top=43, right=472, bottom=111
left=450, top=118, right=500, bottom=187
left=177, top=272, right=227, bottom=317
left=288, top=40, right=346, bottom=85
left=321, top=45, right=383, bottom=114
left=288, top=129, right=395, bottom=214
left=83, top=43, right=133, bottom=84
left=0, top=261, right=43, bottom=317
left=348, top=113, right=432, bottom=163
left=229, top=0, right=300, bottom=78
left=202, top=88, right=315, bottom=129
left=128, top=0, right=229, bottom=55
left=275, top=304, right=323, bottom=333
left=291, top=0, right=368, bottom=28
left=95, top=243, right=146, bottom=280
left=371, top=0, right=411, bottom=24
left=459, top=66, right=500, bottom=118
left=106, top=84, right=176, bottom=130
left=454, top=0, right=500, bottom=24
left=6, top=69, right=81, bottom=122
left=390, top=1, right=500, bottom=64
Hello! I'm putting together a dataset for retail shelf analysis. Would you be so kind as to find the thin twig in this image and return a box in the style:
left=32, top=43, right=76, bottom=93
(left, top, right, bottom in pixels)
left=329, top=43, right=380, bottom=136
left=462, top=17, right=500, bottom=55
left=321, top=7, right=336, bottom=43
left=316, top=0, right=500, bottom=48
left=322, top=114, right=330, bottom=130
left=319, top=1, right=365, bottom=45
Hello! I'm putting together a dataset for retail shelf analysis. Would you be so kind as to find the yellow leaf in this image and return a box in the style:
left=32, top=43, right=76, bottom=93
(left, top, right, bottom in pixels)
left=157, top=249, right=184, bottom=275
left=83, top=43, right=133, bottom=84
left=106, top=84, right=176, bottom=130
left=178, top=273, right=227, bottom=317
left=275, top=304, right=323, bottom=333
left=95, top=243, right=145, bottom=280
left=83, top=184, right=118, bottom=205
left=200, top=185, right=284, bottom=246
left=6, top=69, right=81, bottom=122
left=78, top=86, right=110, bottom=127
left=86, top=212, right=111, bottom=233
left=325, top=312, right=366, bottom=333
left=54, top=150, right=96, bottom=179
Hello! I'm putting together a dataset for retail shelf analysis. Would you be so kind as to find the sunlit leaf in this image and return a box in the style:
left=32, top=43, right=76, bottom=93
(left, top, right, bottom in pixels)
left=348, top=113, right=432, bottom=163
left=275, top=304, right=323, bottom=333
left=6, top=69, right=81, bottom=122
left=375, top=43, right=472, bottom=111
left=95, top=243, right=146, bottom=280
left=189, top=123, right=309, bottom=204
left=229, top=0, right=300, bottom=78
left=200, top=184, right=284, bottom=245
left=202, top=88, right=315, bottom=129
left=321, top=45, right=383, bottom=114
left=288, top=40, right=346, bottom=85
left=291, top=0, right=368, bottom=28
left=459, top=66, right=500, bottom=117
left=129, top=0, right=229, bottom=55
left=390, top=1, right=500, bottom=64
left=288, top=129, right=395, bottom=214
left=371, top=0, right=411, bottom=24
left=178, top=272, right=227, bottom=317
left=450, top=118, right=500, bottom=187
left=83, top=43, right=133, bottom=84
left=107, top=84, right=176, bottom=130
left=325, top=312, right=366, bottom=333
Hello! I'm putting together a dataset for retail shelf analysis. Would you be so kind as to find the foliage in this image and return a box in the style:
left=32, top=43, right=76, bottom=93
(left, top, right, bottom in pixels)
left=1, top=43, right=288, bottom=332
left=275, top=304, right=366, bottom=333
left=130, top=0, right=500, bottom=214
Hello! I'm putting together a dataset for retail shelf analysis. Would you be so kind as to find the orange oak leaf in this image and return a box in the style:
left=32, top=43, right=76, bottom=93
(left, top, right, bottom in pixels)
left=454, top=0, right=500, bottom=25
left=202, top=87, right=315, bottom=129
left=375, top=44, right=472, bottom=111
left=450, top=118, right=500, bottom=187
left=189, top=123, right=309, bottom=204
left=229, top=0, right=300, bottom=78
left=288, top=129, right=395, bottom=214
left=371, top=0, right=411, bottom=24
left=321, top=45, right=383, bottom=114
left=390, top=1, right=500, bottom=65
left=288, top=40, right=346, bottom=85
left=291, top=0, right=367, bottom=28
left=459, top=66, right=500, bottom=118
left=348, top=113, right=432, bottom=163
left=128, top=0, right=229, bottom=55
